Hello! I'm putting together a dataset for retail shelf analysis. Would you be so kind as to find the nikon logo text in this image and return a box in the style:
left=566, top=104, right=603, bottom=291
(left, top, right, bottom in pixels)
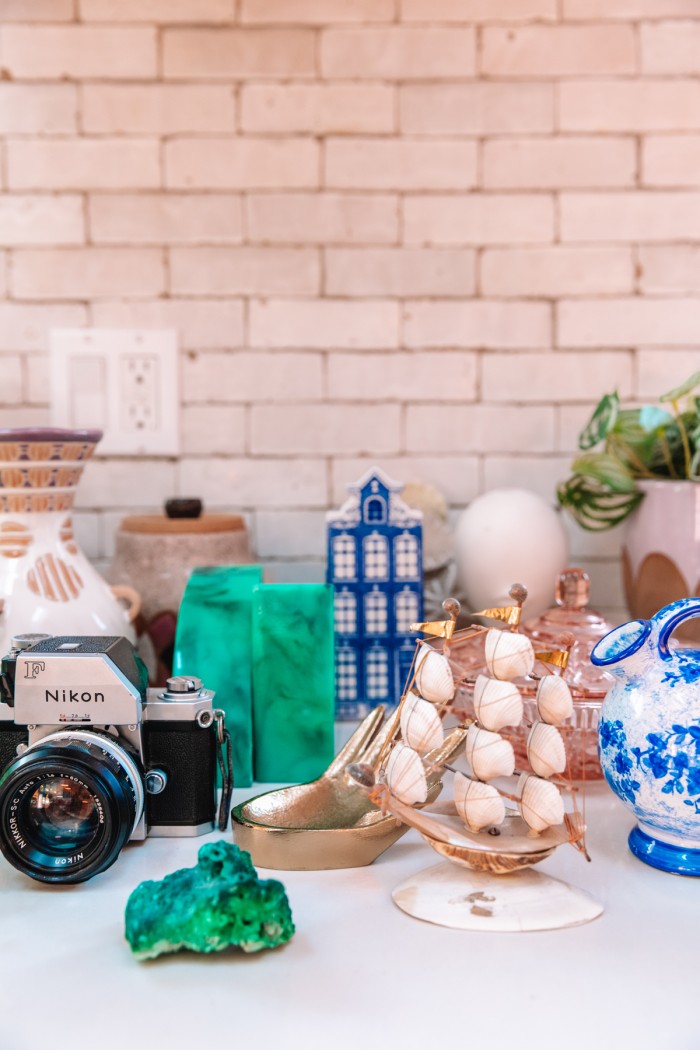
left=45, top=690, right=105, bottom=704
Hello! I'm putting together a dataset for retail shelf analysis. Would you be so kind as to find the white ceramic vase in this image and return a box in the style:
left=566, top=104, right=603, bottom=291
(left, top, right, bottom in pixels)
left=0, top=428, right=139, bottom=654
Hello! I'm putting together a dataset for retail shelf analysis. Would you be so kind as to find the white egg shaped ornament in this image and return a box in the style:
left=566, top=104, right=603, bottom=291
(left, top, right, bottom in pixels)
left=484, top=629, right=535, bottom=682
left=518, top=772, right=565, bottom=833
left=536, top=675, right=574, bottom=725
left=527, top=722, right=567, bottom=779
left=385, top=742, right=429, bottom=806
left=400, top=693, right=445, bottom=755
left=453, top=771, right=506, bottom=833
left=414, top=642, right=455, bottom=704
left=465, top=724, right=515, bottom=782
left=473, top=674, right=524, bottom=732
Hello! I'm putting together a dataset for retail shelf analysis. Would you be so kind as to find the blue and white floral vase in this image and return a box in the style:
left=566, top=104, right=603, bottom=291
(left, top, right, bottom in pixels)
left=592, top=598, right=700, bottom=876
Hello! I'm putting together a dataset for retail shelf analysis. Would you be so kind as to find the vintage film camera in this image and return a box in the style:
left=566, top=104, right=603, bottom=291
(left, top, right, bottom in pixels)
left=0, top=634, right=227, bottom=884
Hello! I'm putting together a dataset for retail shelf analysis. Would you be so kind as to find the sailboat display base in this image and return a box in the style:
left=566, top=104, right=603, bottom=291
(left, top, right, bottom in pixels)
left=392, top=861, right=603, bottom=932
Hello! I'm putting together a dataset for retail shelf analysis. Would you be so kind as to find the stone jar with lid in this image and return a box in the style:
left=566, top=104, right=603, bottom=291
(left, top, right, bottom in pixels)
left=109, top=499, right=251, bottom=682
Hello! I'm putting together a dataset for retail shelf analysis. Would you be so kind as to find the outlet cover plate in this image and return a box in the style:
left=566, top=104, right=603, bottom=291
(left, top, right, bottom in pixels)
left=50, top=328, right=179, bottom=456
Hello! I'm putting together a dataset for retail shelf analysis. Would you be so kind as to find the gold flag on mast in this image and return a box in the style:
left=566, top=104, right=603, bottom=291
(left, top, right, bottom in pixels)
left=472, top=605, right=522, bottom=628
left=410, top=619, right=456, bottom=640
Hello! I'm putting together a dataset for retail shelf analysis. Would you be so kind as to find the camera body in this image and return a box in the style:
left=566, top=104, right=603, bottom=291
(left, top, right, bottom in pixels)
left=0, top=635, right=218, bottom=882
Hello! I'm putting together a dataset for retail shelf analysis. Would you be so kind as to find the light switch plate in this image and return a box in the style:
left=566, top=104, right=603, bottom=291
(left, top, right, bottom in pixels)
left=49, top=329, right=179, bottom=456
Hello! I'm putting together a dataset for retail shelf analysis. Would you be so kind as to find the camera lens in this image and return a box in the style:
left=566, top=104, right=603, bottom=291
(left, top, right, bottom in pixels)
left=0, top=731, right=144, bottom=884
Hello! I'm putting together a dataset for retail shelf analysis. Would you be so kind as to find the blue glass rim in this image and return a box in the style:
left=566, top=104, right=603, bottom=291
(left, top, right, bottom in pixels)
left=628, top=826, right=700, bottom=877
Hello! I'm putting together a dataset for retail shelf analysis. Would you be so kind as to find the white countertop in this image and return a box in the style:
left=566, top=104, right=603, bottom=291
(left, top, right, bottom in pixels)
left=1, top=781, right=697, bottom=1050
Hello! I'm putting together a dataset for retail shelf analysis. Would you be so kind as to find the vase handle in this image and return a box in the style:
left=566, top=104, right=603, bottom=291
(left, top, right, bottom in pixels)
left=111, top=584, right=141, bottom=624
left=654, top=598, right=700, bottom=660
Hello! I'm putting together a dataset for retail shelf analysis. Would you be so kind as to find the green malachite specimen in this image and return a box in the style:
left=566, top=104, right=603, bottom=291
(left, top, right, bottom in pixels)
left=252, top=583, right=335, bottom=783
left=174, top=565, right=263, bottom=787
left=125, top=842, right=295, bottom=960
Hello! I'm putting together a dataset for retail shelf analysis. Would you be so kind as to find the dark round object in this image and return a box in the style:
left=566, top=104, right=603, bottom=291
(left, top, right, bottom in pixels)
left=0, top=734, right=142, bottom=884
left=165, top=498, right=203, bottom=519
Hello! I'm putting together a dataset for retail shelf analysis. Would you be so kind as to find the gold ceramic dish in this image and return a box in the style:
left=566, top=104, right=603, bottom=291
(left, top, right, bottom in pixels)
left=232, top=708, right=467, bottom=870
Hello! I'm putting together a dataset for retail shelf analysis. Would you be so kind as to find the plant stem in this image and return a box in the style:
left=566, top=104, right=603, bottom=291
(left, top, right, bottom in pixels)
left=607, top=435, right=657, bottom=479
left=672, top=398, right=693, bottom=478
left=659, top=433, right=679, bottom=479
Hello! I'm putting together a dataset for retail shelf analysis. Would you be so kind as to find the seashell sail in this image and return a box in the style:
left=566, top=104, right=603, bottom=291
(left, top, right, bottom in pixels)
left=484, top=629, right=535, bottom=682
left=400, top=693, right=444, bottom=754
left=414, top=643, right=455, bottom=703
left=527, top=722, right=567, bottom=779
left=518, top=773, right=565, bottom=833
left=454, top=771, right=506, bottom=833
left=465, top=724, right=515, bottom=781
left=385, top=742, right=428, bottom=806
left=473, top=675, right=523, bottom=732
left=535, top=675, right=574, bottom=726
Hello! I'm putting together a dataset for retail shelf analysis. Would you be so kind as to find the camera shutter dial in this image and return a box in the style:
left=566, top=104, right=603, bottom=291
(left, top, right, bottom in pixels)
left=165, top=675, right=202, bottom=695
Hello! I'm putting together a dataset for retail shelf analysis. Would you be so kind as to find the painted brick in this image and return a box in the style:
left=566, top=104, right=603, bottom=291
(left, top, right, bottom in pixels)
left=0, top=407, right=51, bottom=428
left=0, top=196, right=84, bottom=247
left=483, top=137, right=635, bottom=190
left=241, top=0, right=395, bottom=22
left=403, top=194, right=554, bottom=246
left=326, top=248, right=475, bottom=297
left=0, top=0, right=74, bottom=18
left=181, top=351, right=323, bottom=402
left=251, top=403, right=401, bottom=455
left=89, top=194, right=242, bottom=246
left=481, top=247, right=633, bottom=297
left=326, top=351, right=477, bottom=401
left=178, top=457, right=327, bottom=509
left=331, top=456, right=479, bottom=507
left=0, top=304, right=87, bottom=352
left=401, top=0, right=556, bottom=20
left=81, top=85, right=235, bottom=135
left=641, top=22, right=700, bottom=75
left=321, top=28, right=476, bottom=79
left=79, top=0, right=235, bottom=20
left=163, top=29, right=315, bottom=79
left=7, top=140, right=160, bottom=191
left=400, top=83, right=553, bottom=136
left=638, top=246, right=700, bottom=295
left=403, top=300, right=551, bottom=350
left=482, top=352, right=633, bottom=402
left=165, top=138, right=318, bottom=190
left=0, top=27, right=157, bottom=79
left=325, top=139, right=477, bottom=191
left=558, top=298, right=700, bottom=347
left=246, top=192, right=398, bottom=244
left=0, top=253, right=6, bottom=298
left=565, top=0, right=700, bottom=18
left=483, top=456, right=572, bottom=504
left=91, top=300, right=244, bottom=350
left=182, top=405, right=246, bottom=456
left=0, top=356, right=22, bottom=405
left=643, top=135, right=700, bottom=188
left=482, top=26, right=635, bottom=77
left=78, top=461, right=177, bottom=510
left=254, top=510, right=326, bottom=560
left=556, top=402, right=601, bottom=454
left=11, top=248, right=165, bottom=301
left=560, top=192, right=700, bottom=242
left=0, top=85, right=76, bottom=134
left=637, top=350, right=700, bottom=399
left=559, top=79, right=700, bottom=133
left=169, top=247, right=320, bottom=295
left=406, top=405, right=556, bottom=454
left=250, top=299, right=399, bottom=349
left=26, top=354, right=50, bottom=403
left=240, top=83, right=394, bottom=134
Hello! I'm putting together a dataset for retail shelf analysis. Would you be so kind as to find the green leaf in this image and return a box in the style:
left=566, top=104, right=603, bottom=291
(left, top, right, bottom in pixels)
left=639, top=405, right=673, bottom=432
left=557, top=475, right=643, bottom=531
left=578, top=392, right=619, bottom=450
left=570, top=452, right=637, bottom=492
left=690, top=448, right=700, bottom=481
left=659, top=370, right=700, bottom=403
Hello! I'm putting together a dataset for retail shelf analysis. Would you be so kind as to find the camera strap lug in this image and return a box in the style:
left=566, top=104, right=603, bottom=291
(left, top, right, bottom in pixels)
left=213, top=709, right=233, bottom=832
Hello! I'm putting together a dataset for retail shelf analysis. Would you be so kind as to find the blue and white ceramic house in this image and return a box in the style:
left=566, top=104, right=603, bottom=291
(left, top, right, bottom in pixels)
left=326, top=468, right=423, bottom=720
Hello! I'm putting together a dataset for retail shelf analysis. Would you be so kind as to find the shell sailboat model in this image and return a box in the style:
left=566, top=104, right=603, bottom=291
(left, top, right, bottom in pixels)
left=350, top=594, right=603, bottom=932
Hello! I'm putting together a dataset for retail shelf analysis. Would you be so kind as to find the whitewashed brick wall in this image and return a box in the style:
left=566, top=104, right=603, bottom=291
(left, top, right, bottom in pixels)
left=1, top=0, right=699, bottom=617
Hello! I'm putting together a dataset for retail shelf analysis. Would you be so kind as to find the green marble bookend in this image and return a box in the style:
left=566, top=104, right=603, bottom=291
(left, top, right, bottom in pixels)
left=125, top=842, right=295, bottom=960
left=174, top=565, right=263, bottom=787
left=252, top=583, right=335, bottom=783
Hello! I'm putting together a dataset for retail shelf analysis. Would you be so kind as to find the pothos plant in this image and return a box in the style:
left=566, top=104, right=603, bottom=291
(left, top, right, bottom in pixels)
left=557, top=371, right=700, bottom=531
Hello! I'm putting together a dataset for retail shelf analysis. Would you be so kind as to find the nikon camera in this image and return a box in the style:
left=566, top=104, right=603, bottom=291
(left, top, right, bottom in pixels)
left=0, top=635, right=218, bottom=884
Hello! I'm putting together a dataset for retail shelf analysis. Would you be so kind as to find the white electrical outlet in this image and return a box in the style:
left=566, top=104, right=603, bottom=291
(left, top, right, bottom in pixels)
left=50, top=329, right=179, bottom=456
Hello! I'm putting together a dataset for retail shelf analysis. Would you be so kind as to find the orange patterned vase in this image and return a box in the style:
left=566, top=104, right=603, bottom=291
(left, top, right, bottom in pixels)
left=0, top=427, right=139, bottom=653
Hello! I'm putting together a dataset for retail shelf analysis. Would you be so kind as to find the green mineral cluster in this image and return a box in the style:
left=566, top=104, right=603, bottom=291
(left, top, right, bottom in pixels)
left=125, top=842, right=295, bottom=961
